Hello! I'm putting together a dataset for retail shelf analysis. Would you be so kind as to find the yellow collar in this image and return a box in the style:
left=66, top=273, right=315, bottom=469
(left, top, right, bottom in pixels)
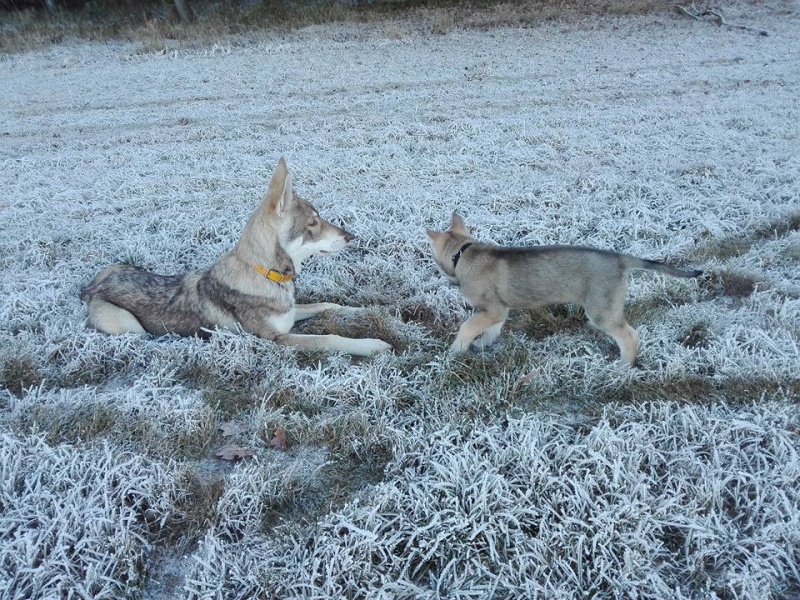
left=252, top=264, right=293, bottom=283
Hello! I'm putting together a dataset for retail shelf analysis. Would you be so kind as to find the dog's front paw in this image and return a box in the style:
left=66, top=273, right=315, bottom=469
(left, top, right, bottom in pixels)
left=357, top=338, right=393, bottom=356
left=331, top=304, right=361, bottom=316
left=319, top=302, right=345, bottom=312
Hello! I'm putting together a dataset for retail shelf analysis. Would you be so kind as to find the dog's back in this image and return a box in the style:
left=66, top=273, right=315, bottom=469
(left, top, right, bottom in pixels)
left=81, top=264, right=212, bottom=336
left=461, top=245, right=699, bottom=310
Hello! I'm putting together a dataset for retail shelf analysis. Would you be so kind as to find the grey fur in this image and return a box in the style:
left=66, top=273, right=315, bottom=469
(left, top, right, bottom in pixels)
left=80, top=158, right=392, bottom=356
left=427, top=213, right=702, bottom=365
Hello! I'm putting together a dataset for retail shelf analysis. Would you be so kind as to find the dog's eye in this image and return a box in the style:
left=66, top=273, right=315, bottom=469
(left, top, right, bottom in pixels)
left=309, top=218, right=320, bottom=228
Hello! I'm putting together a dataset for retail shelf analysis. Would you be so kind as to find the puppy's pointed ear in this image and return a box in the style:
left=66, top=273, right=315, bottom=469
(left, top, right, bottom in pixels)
left=450, top=212, right=469, bottom=235
left=266, top=157, right=293, bottom=216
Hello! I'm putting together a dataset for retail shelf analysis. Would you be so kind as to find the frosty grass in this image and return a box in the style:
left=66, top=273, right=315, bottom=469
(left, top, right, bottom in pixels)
left=1, top=2, right=799, bottom=597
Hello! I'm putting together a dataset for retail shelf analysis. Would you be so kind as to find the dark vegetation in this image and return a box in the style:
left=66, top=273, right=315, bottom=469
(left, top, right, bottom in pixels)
left=1, top=0, right=676, bottom=52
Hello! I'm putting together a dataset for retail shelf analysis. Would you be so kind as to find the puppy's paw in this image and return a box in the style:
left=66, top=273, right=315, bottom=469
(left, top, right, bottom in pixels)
left=470, top=337, right=492, bottom=352
left=470, top=342, right=494, bottom=353
left=448, top=340, right=469, bottom=354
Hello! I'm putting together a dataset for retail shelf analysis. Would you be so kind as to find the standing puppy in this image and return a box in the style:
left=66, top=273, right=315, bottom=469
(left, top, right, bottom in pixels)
left=427, top=213, right=701, bottom=365
left=81, top=158, right=392, bottom=356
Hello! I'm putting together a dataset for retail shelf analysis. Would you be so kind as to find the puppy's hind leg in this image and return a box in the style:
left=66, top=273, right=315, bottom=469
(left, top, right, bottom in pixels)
left=449, top=309, right=508, bottom=354
left=584, top=282, right=641, bottom=365
left=588, top=315, right=640, bottom=365
left=86, top=298, right=146, bottom=334
left=609, top=322, right=640, bottom=366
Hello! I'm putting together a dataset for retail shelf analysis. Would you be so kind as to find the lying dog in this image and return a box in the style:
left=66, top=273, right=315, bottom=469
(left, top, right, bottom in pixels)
left=427, top=213, right=702, bottom=365
left=80, top=158, right=392, bottom=356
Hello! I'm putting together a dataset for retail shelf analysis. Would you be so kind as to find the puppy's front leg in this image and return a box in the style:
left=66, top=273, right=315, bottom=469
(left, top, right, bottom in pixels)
left=472, top=320, right=507, bottom=351
left=449, top=310, right=506, bottom=353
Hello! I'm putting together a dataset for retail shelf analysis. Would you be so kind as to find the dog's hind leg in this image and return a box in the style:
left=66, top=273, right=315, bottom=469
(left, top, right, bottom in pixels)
left=86, top=299, right=146, bottom=334
left=450, top=309, right=508, bottom=353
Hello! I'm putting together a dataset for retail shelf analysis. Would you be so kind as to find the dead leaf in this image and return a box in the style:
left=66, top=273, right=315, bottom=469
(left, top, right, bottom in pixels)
left=519, top=370, right=542, bottom=385
left=219, top=421, right=244, bottom=438
left=269, top=429, right=287, bottom=451
left=215, top=445, right=256, bottom=461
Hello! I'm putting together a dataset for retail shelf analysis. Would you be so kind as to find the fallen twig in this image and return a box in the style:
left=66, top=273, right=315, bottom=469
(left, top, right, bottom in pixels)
left=675, top=2, right=769, bottom=36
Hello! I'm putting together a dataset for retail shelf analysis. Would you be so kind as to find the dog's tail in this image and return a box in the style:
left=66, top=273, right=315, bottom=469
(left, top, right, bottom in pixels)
left=622, top=256, right=703, bottom=279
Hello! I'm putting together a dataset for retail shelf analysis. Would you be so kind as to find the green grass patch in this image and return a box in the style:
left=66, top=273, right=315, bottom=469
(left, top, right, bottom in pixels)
left=755, top=211, right=800, bottom=241
left=508, top=304, right=587, bottom=340
left=599, top=375, right=800, bottom=406
left=167, top=468, right=227, bottom=545
left=21, top=403, right=122, bottom=445
left=438, top=340, right=531, bottom=390
left=695, top=236, right=753, bottom=262
left=693, top=212, right=800, bottom=263
left=11, top=399, right=218, bottom=460
left=678, top=321, right=711, bottom=349
left=519, top=373, right=800, bottom=417
left=398, top=299, right=456, bottom=340
left=201, top=383, right=256, bottom=420
left=700, top=269, right=762, bottom=298
left=1, top=354, right=42, bottom=396
left=260, top=448, right=391, bottom=531
left=266, top=386, right=323, bottom=416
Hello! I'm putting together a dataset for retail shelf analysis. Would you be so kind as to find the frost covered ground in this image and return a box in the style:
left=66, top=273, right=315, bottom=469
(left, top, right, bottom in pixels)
left=1, top=2, right=800, bottom=598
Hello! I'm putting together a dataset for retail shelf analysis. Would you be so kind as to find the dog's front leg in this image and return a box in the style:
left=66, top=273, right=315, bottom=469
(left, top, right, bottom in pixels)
left=449, top=310, right=506, bottom=353
left=277, top=333, right=392, bottom=357
left=293, top=303, right=347, bottom=322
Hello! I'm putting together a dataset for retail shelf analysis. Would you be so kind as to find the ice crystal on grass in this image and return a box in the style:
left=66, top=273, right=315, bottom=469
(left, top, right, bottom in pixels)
left=183, top=403, right=799, bottom=599
left=1, top=6, right=800, bottom=597
left=0, top=434, right=179, bottom=599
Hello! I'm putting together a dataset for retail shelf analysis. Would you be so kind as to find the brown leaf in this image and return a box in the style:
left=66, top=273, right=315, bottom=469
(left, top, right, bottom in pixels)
left=215, top=445, right=256, bottom=461
left=219, top=421, right=245, bottom=438
left=269, top=429, right=287, bottom=451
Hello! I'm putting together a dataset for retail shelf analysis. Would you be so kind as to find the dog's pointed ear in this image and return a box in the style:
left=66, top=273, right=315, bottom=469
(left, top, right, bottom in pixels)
left=426, top=229, right=442, bottom=243
left=450, top=213, right=469, bottom=235
left=266, top=157, right=294, bottom=216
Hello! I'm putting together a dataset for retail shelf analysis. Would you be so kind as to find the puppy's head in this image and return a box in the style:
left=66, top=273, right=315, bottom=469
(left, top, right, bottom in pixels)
left=426, top=212, right=474, bottom=283
left=264, top=157, right=354, bottom=267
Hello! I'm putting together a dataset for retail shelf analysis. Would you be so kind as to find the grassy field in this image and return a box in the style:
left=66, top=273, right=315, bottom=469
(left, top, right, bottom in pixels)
left=1, top=1, right=799, bottom=597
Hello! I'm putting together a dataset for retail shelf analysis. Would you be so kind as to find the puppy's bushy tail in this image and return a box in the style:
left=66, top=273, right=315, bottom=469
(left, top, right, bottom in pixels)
left=623, top=256, right=703, bottom=279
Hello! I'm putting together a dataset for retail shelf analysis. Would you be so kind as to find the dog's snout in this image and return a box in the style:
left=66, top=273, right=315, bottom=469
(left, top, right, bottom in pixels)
left=343, top=230, right=355, bottom=243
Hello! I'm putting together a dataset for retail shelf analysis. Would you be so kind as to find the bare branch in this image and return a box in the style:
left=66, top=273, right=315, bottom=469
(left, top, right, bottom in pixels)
left=674, top=2, right=769, bottom=36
